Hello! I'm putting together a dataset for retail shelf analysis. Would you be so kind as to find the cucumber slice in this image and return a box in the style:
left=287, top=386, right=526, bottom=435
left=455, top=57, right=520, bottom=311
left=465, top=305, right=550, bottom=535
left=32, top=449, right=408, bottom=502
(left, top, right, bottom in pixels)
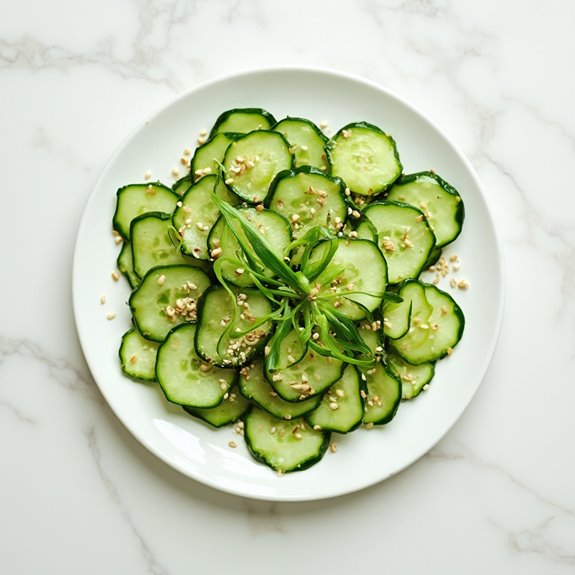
left=172, top=175, right=192, bottom=196
left=239, top=360, right=322, bottom=419
left=362, top=362, right=401, bottom=425
left=386, top=280, right=434, bottom=351
left=208, top=205, right=292, bottom=288
left=244, top=407, right=330, bottom=473
left=184, top=387, right=250, bottom=428
left=172, top=174, right=240, bottom=260
left=310, top=238, right=388, bottom=320
left=195, top=286, right=273, bottom=367
left=266, top=166, right=347, bottom=245
left=389, top=282, right=464, bottom=364
left=222, top=130, right=293, bottom=204
left=273, top=117, right=329, bottom=170
left=328, top=122, right=402, bottom=196
left=210, top=107, right=276, bottom=137
left=359, top=201, right=436, bottom=284
left=382, top=294, right=412, bottom=340
left=387, top=350, right=435, bottom=400
left=264, top=327, right=343, bottom=402
left=119, top=327, right=160, bottom=381
left=190, top=132, right=241, bottom=180
left=130, top=212, right=189, bottom=278
left=387, top=172, right=464, bottom=247
left=129, top=265, right=212, bottom=342
left=306, top=364, right=365, bottom=433
left=113, top=182, right=179, bottom=239
left=156, top=324, right=237, bottom=408
left=423, top=246, right=443, bottom=270
left=117, top=241, right=140, bottom=288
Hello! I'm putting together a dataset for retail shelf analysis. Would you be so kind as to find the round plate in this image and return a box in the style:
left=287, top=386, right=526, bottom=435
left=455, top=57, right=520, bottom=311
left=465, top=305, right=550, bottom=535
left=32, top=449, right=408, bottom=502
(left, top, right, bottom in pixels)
left=73, top=68, right=503, bottom=501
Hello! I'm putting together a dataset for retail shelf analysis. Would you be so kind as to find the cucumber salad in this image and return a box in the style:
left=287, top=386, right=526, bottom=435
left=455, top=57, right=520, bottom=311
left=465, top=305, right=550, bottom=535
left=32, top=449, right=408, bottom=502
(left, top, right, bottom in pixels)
left=112, top=107, right=465, bottom=474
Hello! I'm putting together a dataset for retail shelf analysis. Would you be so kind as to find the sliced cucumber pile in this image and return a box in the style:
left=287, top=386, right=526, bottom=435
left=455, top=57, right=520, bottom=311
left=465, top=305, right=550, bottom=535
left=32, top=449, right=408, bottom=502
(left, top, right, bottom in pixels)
left=111, top=107, right=466, bottom=474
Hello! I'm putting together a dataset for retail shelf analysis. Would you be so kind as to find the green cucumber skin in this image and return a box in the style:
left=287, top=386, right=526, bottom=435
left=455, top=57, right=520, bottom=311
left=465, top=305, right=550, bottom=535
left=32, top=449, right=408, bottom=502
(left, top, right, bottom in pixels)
left=272, top=117, right=329, bottom=170
left=243, top=408, right=331, bottom=473
left=305, top=365, right=367, bottom=434
left=183, top=385, right=249, bottom=428
left=327, top=121, right=403, bottom=196
left=389, top=280, right=465, bottom=364
left=362, top=200, right=436, bottom=284
left=265, top=165, right=346, bottom=207
left=387, top=171, right=465, bottom=247
left=209, top=108, right=277, bottom=138
left=222, top=130, right=294, bottom=204
left=129, top=264, right=212, bottom=343
left=113, top=182, right=179, bottom=240
left=118, top=327, right=159, bottom=382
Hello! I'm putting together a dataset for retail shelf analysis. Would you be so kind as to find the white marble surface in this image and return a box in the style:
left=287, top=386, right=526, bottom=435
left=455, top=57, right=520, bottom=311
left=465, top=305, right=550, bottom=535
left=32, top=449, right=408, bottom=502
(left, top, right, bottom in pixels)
left=1, top=0, right=574, bottom=573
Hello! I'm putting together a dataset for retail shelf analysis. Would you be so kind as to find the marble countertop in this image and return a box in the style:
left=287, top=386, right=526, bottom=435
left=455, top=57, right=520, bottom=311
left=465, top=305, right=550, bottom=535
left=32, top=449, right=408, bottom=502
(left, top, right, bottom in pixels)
left=2, top=1, right=574, bottom=573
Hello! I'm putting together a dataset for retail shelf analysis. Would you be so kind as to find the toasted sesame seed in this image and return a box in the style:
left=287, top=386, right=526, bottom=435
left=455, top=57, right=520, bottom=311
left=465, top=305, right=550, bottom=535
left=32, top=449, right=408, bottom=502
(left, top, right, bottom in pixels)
left=329, top=442, right=337, bottom=453
left=458, top=278, right=470, bottom=289
left=228, top=441, right=237, bottom=448
left=106, top=312, right=116, bottom=320
left=99, top=295, right=107, bottom=305
left=111, top=271, right=120, bottom=281
left=210, top=247, right=222, bottom=259
left=129, top=354, right=138, bottom=364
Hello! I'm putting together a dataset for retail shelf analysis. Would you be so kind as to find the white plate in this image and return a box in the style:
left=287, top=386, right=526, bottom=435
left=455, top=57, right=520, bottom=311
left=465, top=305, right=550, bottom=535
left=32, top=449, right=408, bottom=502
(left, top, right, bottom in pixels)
left=73, top=68, right=503, bottom=501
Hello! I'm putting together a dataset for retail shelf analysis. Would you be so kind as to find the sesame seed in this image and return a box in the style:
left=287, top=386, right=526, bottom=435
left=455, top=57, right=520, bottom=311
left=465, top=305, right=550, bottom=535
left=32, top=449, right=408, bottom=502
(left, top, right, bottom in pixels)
left=329, top=402, right=339, bottom=411
left=111, top=271, right=120, bottom=281
left=129, top=354, right=138, bottom=364
left=144, top=170, right=152, bottom=180
left=294, top=432, right=303, bottom=439
left=225, top=178, right=234, bottom=185
left=106, top=312, right=116, bottom=320
left=458, top=278, right=469, bottom=289
left=329, top=442, right=337, bottom=453
left=99, top=295, right=107, bottom=305
left=228, top=441, right=237, bottom=448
